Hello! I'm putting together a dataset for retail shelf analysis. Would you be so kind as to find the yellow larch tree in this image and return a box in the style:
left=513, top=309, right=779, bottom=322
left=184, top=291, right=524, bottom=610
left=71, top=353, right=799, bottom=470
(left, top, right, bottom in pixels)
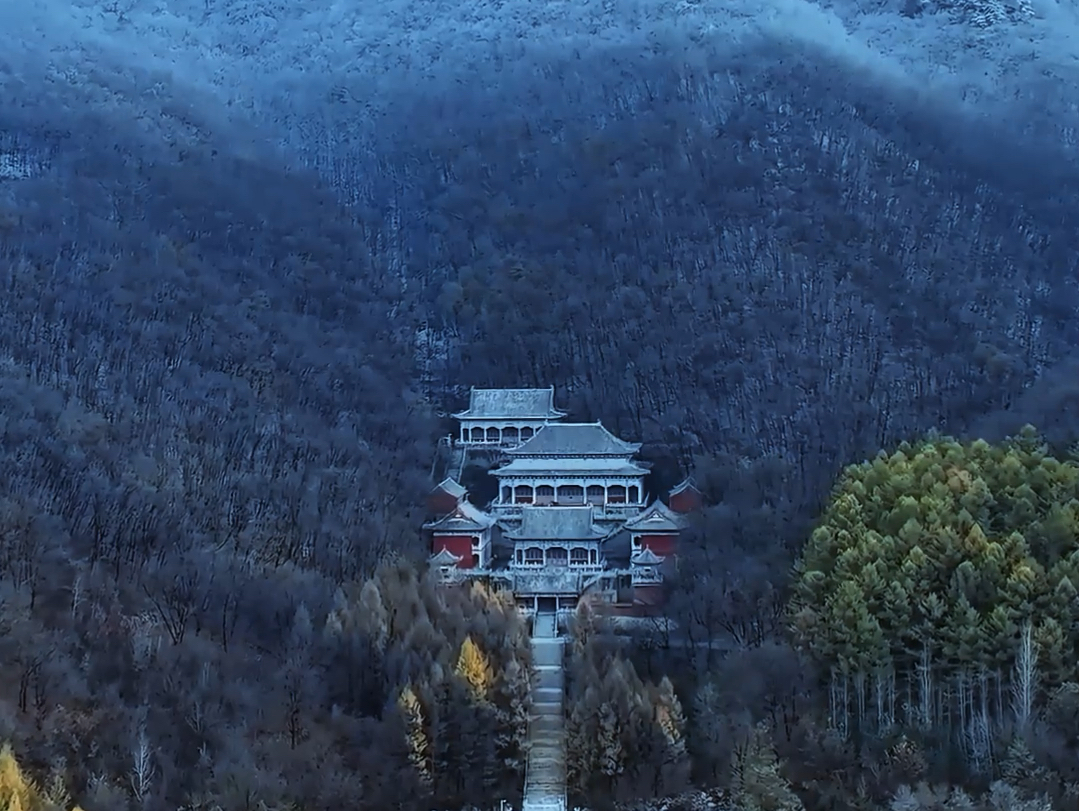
left=455, top=635, right=494, bottom=703
left=0, top=742, right=81, bottom=811
left=397, top=685, right=432, bottom=786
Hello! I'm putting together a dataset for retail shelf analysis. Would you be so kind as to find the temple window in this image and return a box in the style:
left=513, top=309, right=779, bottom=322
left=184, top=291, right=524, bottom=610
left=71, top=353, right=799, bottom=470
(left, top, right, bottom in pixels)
left=486, top=426, right=500, bottom=442
left=514, top=485, right=534, bottom=504
left=501, top=486, right=512, bottom=503
left=536, top=485, right=555, bottom=505
left=524, top=547, right=544, bottom=565
left=470, top=427, right=484, bottom=441
left=608, top=485, right=626, bottom=504
left=586, top=485, right=605, bottom=504
left=570, top=548, right=589, bottom=566
left=557, top=484, right=584, bottom=504
left=503, top=426, right=519, bottom=444
left=628, top=485, right=640, bottom=504
left=521, top=427, right=534, bottom=440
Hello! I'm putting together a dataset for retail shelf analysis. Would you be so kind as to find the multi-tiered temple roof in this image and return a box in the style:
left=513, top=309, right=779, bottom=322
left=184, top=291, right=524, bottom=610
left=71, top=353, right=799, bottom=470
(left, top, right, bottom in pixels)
left=453, top=387, right=567, bottom=420
left=506, top=422, right=640, bottom=456
left=493, top=422, right=648, bottom=477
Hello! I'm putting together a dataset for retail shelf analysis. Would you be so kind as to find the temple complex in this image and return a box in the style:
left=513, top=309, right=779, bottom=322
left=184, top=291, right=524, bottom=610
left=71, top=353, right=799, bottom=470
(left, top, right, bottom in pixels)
left=425, top=387, right=700, bottom=615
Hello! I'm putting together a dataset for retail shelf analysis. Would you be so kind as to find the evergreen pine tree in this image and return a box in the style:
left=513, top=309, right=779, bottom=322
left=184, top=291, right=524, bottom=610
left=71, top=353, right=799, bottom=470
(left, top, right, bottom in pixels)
left=730, top=722, right=804, bottom=811
left=1000, top=735, right=1048, bottom=793
left=566, top=696, right=597, bottom=797
left=358, top=579, right=390, bottom=647
left=492, top=657, right=531, bottom=775
left=597, top=701, right=624, bottom=778
left=430, top=680, right=466, bottom=808
left=470, top=702, right=504, bottom=804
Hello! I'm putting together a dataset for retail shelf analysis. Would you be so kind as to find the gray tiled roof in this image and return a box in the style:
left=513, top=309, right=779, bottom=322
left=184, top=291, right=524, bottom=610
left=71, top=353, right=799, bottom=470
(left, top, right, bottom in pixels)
left=430, top=547, right=463, bottom=565
left=631, top=547, right=666, bottom=565
left=431, top=477, right=467, bottom=498
left=506, top=506, right=608, bottom=540
left=453, top=387, right=567, bottom=419
left=507, top=422, right=641, bottom=457
left=669, top=477, right=700, bottom=496
left=623, top=500, right=688, bottom=532
left=423, top=500, right=495, bottom=532
left=492, top=456, right=650, bottom=478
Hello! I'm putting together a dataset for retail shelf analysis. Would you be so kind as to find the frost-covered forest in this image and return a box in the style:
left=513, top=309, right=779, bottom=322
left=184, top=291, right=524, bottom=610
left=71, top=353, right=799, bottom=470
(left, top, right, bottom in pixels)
left=1, top=0, right=1079, bottom=808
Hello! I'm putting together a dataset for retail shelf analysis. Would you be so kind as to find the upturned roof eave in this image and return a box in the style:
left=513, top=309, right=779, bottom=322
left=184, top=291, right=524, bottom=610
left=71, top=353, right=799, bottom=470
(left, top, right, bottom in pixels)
left=453, top=409, right=566, bottom=420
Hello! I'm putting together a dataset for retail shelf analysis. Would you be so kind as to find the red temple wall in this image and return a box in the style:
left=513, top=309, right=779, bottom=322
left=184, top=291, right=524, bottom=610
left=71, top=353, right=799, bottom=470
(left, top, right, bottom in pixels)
left=669, top=489, right=702, bottom=513
left=637, top=533, right=677, bottom=556
left=432, top=534, right=475, bottom=568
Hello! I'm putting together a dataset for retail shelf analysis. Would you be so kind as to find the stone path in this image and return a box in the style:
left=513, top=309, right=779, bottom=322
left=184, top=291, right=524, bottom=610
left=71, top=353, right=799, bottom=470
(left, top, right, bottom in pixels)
left=449, top=445, right=467, bottom=481
left=522, top=610, right=566, bottom=811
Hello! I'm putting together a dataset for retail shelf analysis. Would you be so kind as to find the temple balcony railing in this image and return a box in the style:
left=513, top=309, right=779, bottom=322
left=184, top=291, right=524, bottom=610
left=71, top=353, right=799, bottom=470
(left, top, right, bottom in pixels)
left=509, top=561, right=605, bottom=574
left=454, top=439, right=524, bottom=450
left=434, top=566, right=513, bottom=586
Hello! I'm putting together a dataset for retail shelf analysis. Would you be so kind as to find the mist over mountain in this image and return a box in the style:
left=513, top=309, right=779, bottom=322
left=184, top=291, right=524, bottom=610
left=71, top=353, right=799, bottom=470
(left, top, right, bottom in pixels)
left=0, top=0, right=1076, bottom=581
left=1, top=0, right=1078, bottom=554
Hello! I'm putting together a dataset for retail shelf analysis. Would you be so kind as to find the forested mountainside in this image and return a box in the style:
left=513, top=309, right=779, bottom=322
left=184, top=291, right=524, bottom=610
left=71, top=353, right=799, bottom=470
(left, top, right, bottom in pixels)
left=2, top=0, right=1079, bottom=809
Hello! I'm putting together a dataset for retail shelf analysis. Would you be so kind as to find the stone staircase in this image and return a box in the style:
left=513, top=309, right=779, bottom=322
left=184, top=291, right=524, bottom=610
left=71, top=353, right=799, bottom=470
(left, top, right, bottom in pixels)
left=429, top=436, right=468, bottom=484
left=522, top=611, right=567, bottom=811
left=451, top=445, right=467, bottom=481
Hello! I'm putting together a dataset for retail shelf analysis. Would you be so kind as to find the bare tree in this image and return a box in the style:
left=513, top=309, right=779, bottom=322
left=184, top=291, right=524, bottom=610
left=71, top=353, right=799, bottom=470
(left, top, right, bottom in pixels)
left=129, top=723, right=156, bottom=807
left=1010, top=621, right=1039, bottom=733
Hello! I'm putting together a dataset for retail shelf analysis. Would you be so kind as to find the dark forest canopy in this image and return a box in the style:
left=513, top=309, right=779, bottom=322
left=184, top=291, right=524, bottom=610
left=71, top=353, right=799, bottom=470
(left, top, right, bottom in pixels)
left=0, top=0, right=1078, bottom=808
